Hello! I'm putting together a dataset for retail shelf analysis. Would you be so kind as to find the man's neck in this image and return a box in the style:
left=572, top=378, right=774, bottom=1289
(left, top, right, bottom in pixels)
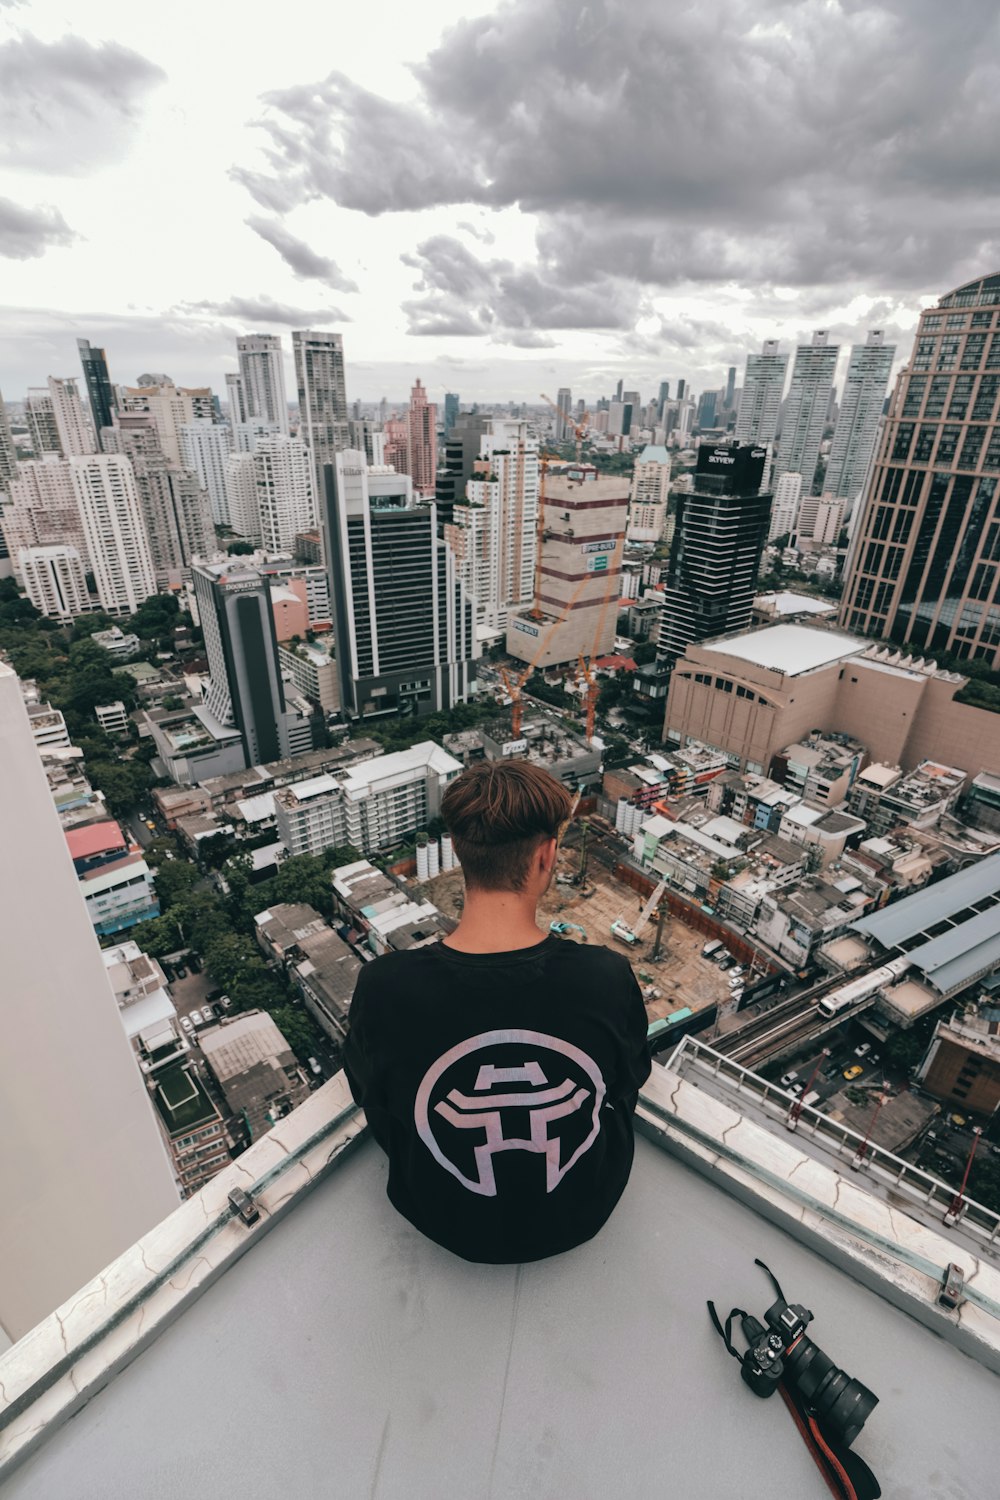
left=442, top=888, right=547, bottom=954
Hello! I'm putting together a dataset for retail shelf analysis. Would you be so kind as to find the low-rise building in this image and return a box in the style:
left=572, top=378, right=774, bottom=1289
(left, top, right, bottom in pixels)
left=254, top=903, right=329, bottom=965
left=151, top=1062, right=230, bottom=1198
left=773, top=732, right=866, bottom=807
left=330, top=859, right=448, bottom=956
left=25, top=700, right=72, bottom=753
left=278, top=638, right=340, bottom=715
left=965, top=771, right=1000, bottom=834
left=93, top=626, right=141, bottom=660
left=916, top=1006, right=1000, bottom=1116
left=95, top=701, right=130, bottom=735
left=293, top=926, right=364, bottom=1042
left=753, top=873, right=877, bottom=969
left=65, top=820, right=159, bottom=935
left=847, top=759, right=966, bottom=835
left=103, top=941, right=183, bottom=1076
left=198, top=1010, right=311, bottom=1145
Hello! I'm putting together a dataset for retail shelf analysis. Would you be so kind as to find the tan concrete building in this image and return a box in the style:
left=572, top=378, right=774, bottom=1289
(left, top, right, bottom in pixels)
left=663, top=623, right=1000, bottom=780
left=841, top=271, right=1000, bottom=666
left=506, top=473, right=629, bottom=668
left=916, top=1009, right=1000, bottom=1116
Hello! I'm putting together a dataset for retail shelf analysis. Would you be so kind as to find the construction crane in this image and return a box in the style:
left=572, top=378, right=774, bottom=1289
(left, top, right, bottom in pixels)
left=540, top=392, right=591, bottom=463
left=498, top=573, right=590, bottom=738
left=611, top=873, right=670, bottom=948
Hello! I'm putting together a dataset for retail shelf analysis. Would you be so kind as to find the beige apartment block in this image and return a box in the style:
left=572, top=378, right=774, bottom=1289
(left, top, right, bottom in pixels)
left=506, top=473, right=629, bottom=668
left=662, top=623, right=1000, bottom=780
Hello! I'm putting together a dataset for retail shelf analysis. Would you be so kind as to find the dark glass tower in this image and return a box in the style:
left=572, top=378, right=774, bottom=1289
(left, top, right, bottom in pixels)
left=76, top=338, right=116, bottom=442
left=657, top=443, right=772, bottom=665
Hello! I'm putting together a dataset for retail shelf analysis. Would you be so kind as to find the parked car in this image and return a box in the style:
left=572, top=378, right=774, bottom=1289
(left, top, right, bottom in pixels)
left=220, top=995, right=233, bottom=1010
left=730, top=966, right=745, bottom=979
left=203, top=1004, right=217, bottom=1021
left=307, top=1057, right=323, bottom=1077
left=789, top=1082, right=805, bottom=1097
left=180, top=1015, right=193, bottom=1032
left=188, top=1011, right=202, bottom=1027
left=728, top=975, right=744, bottom=989
left=175, top=966, right=187, bottom=979
left=780, top=1071, right=799, bottom=1088
left=854, top=1042, right=871, bottom=1059
left=843, top=1064, right=864, bottom=1081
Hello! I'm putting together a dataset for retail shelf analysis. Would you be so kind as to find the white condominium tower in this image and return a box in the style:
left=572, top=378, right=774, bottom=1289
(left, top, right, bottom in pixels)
left=120, top=384, right=213, bottom=468
left=47, top=375, right=98, bottom=457
left=225, top=452, right=261, bottom=540
left=768, top=471, right=803, bottom=542
left=71, top=454, right=156, bottom=613
left=179, top=419, right=233, bottom=526
left=824, top=329, right=895, bottom=507
left=773, top=330, right=839, bottom=493
left=25, top=388, right=63, bottom=457
left=254, top=434, right=315, bottom=552
left=454, top=419, right=539, bottom=630
left=237, top=334, right=289, bottom=433
left=0, top=661, right=177, bottom=1343
left=735, top=340, right=788, bottom=446
left=5, top=458, right=91, bottom=570
left=0, top=388, right=15, bottom=490
left=18, top=545, right=90, bottom=620
left=293, top=330, right=349, bottom=491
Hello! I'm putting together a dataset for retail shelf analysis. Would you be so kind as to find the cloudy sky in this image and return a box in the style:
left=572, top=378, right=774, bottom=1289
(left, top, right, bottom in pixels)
left=2, top=0, right=1000, bottom=409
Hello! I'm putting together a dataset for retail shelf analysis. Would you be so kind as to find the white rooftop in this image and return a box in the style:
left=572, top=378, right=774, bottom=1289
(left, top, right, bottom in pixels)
left=703, top=624, right=863, bottom=677
left=286, top=773, right=340, bottom=802
left=339, top=740, right=461, bottom=797
left=754, top=591, right=837, bottom=617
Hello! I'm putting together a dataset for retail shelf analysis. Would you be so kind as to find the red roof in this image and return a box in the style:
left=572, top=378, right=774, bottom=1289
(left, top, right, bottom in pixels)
left=595, top=655, right=638, bottom=672
left=65, top=821, right=126, bottom=859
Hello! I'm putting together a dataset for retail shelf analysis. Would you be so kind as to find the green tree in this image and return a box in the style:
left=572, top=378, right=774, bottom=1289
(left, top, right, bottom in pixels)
left=151, top=858, right=201, bottom=909
left=271, top=1004, right=324, bottom=1061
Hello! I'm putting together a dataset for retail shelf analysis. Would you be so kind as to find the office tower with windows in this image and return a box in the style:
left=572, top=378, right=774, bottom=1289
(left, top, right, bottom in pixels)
left=254, top=434, right=315, bottom=552
left=226, top=372, right=248, bottom=426
left=554, top=388, right=572, bottom=442
left=71, top=454, right=157, bottom=614
left=293, top=330, right=349, bottom=490
left=627, top=445, right=672, bottom=542
left=194, top=561, right=305, bottom=764
left=48, top=376, right=98, bottom=457
left=824, top=330, right=895, bottom=507
left=324, top=452, right=476, bottom=720
left=725, top=366, right=737, bottom=411
left=735, top=340, right=788, bottom=447
left=179, top=419, right=233, bottom=526
left=348, top=419, right=386, bottom=467
left=768, top=471, right=803, bottom=542
left=76, top=338, right=116, bottom=443
left=25, top=389, right=62, bottom=459
left=407, top=379, right=438, bottom=496
left=237, top=334, right=289, bottom=433
left=106, top=414, right=213, bottom=577
left=841, top=272, right=1000, bottom=666
left=0, top=660, right=178, bottom=1344
left=696, top=391, right=718, bottom=429
left=444, top=392, right=460, bottom=435
left=434, top=413, right=489, bottom=533
left=773, top=331, right=838, bottom=493
left=18, top=545, right=90, bottom=619
left=657, top=442, right=772, bottom=665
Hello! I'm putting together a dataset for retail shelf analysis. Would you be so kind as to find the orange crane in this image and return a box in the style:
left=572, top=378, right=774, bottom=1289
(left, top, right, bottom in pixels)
left=499, top=574, right=590, bottom=739
left=541, top=392, right=591, bottom=463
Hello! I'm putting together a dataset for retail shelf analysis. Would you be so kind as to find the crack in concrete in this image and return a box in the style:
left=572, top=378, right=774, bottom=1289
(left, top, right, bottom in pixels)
left=138, top=1246, right=158, bottom=1279
left=167, top=1255, right=213, bottom=1294
left=53, top=1311, right=69, bottom=1356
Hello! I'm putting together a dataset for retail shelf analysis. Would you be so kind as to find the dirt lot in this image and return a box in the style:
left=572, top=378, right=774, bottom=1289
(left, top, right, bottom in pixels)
left=418, top=843, right=732, bottom=1025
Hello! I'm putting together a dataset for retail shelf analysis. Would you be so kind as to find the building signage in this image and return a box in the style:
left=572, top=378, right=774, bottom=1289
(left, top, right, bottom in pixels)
left=500, top=739, right=527, bottom=757
left=581, top=539, right=617, bottom=554
left=512, top=619, right=539, bottom=637
left=587, top=555, right=609, bottom=572
left=223, top=580, right=262, bottom=595
left=696, top=443, right=767, bottom=492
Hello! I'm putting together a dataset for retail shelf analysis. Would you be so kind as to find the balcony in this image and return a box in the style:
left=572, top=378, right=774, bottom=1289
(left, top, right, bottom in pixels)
left=2, top=1043, right=999, bottom=1496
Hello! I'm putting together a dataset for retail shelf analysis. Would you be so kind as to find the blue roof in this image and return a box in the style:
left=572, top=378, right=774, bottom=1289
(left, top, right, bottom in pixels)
left=851, top=852, right=1000, bottom=950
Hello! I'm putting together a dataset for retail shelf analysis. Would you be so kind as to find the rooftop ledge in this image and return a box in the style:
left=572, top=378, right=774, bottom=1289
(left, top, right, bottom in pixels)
left=2, top=1043, right=1000, bottom=1495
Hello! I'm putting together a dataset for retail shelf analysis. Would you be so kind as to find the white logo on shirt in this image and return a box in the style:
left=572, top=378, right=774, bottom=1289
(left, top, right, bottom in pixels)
left=413, top=1029, right=606, bottom=1196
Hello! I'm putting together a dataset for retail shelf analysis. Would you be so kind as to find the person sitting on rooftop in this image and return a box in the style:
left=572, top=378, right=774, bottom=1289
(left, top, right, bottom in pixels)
left=344, top=759, right=651, bottom=1264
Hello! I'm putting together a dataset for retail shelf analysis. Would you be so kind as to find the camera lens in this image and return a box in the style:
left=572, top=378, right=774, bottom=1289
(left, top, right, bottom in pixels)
left=784, top=1338, right=879, bottom=1447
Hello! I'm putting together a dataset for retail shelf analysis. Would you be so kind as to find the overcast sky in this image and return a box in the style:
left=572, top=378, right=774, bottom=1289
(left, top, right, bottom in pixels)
left=2, top=0, right=999, bottom=408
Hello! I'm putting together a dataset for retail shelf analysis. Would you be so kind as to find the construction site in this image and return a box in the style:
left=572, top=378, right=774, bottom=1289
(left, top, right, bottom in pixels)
left=418, top=816, right=734, bottom=1028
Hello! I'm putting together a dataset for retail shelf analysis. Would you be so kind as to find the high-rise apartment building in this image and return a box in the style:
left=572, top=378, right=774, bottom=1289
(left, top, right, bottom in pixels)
left=696, top=390, right=718, bottom=429
left=25, top=388, right=62, bottom=458
left=237, top=334, right=289, bottom=433
left=5, top=457, right=91, bottom=570
left=293, top=330, right=349, bottom=489
left=434, top=413, right=489, bottom=534
left=773, top=331, right=839, bottom=493
left=554, top=387, right=572, bottom=442
left=0, top=388, right=16, bottom=490
left=76, top=338, right=116, bottom=443
left=768, top=471, right=803, bottom=542
left=443, top=392, right=460, bottom=434
left=824, top=330, right=895, bottom=507
left=19, top=545, right=90, bottom=619
left=193, top=561, right=304, bottom=765
left=47, top=376, right=98, bottom=457
left=841, top=272, right=1000, bottom=666
left=657, top=443, right=772, bottom=664
left=254, top=434, right=315, bottom=552
left=735, top=340, right=788, bottom=447
left=454, top=419, right=539, bottom=629
left=324, top=452, right=476, bottom=719
left=120, top=384, right=206, bottom=468
left=626, top=444, right=672, bottom=543
left=348, top=418, right=386, bottom=467
left=506, top=473, right=630, bottom=668
left=0, top=661, right=178, bottom=1344
left=224, top=452, right=261, bottom=540
left=407, top=378, right=438, bottom=495
left=225, top=372, right=248, bottom=426
left=71, top=454, right=157, bottom=614
left=105, top=415, right=213, bottom=577
left=179, top=419, right=233, bottom=526
left=725, top=366, right=737, bottom=411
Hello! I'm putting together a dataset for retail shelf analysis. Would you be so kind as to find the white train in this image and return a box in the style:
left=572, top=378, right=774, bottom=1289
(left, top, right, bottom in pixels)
left=816, top=956, right=911, bottom=1017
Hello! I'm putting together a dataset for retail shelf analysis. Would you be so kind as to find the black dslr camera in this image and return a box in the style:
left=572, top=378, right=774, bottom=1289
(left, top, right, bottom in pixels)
left=708, top=1259, right=879, bottom=1450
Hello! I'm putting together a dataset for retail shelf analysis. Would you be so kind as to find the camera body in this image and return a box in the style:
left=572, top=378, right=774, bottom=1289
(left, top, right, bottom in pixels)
left=738, top=1314, right=785, bottom=1398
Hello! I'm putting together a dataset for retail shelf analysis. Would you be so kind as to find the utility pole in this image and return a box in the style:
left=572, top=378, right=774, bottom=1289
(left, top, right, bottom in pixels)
left=851, top=1090, right=887, bottom=1168
left=576, top=819, right=589, bottom=887
left=944, top=1127, right=983, bottom=1225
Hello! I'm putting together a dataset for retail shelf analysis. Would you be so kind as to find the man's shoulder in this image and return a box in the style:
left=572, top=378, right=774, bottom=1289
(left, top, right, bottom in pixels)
left=552, top=939, right=635, bottom=981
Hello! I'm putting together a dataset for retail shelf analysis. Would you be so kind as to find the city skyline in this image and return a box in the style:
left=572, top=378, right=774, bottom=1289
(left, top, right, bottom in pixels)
left=4, top=0, right=1000, bottom=399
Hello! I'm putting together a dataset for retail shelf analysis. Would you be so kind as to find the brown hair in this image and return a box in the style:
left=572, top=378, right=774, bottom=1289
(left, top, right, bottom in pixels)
left=441, top=760, right=574, bottom=892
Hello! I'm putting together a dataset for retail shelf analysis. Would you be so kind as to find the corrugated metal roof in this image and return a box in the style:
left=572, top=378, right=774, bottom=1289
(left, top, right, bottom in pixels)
left=903, top=907, right=1000, bottom=994
left=851, top=851, right=1000, bottom=949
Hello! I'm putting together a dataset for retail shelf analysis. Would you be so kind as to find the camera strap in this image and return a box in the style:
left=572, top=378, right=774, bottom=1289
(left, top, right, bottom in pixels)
left=778, top=1383, right=882, bottom=1500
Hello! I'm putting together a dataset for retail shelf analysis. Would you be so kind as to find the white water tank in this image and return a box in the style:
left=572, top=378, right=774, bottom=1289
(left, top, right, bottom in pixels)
left=416, top=837, right=430, bottom=880
left=428, top=840, right=441, bottom=877
left=615, top=797, right=629, bottom=832
left=441, top=834, right=455, bottom=871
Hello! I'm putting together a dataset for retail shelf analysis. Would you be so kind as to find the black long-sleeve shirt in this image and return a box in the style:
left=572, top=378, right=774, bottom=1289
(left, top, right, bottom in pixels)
left=343, top=933, right=651, bottom=1264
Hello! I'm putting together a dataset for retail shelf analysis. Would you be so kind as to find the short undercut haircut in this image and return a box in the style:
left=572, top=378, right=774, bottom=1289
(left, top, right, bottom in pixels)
left=441, top=760, right=574, bottom=893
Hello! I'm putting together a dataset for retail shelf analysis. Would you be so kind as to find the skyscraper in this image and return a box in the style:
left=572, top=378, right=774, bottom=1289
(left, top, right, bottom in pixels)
left=47, top=376, right=98, bottom=457
left=696, top=391, right=718, bottom=429
left=226, top=372, right=248, bottom=426
left=735, top=340, right=788, bottom=446
left=254, top=434, right=315, bottom=552
left=773, top=330, right=839, bottom=493
left=121, top=384, right=202, bottom=468
left=18, top=545, right=90, bottom=619
left=841, top=272, right=1000, bottom=666
left=107, top=414, right=214, bottom=577
left=324, top=452, right=476, bottom=719
left=194, top=561, right=302, bottom=764
left=224, top=452, right=261, bottom=540
left=725, top=366, right=737, bottom=410
left=76, top=338, right=116, bottom=443
left=657, top=442, right=772, bottom=665
left=444, top=392, right=460, bottom=435
left=554, top=387, right=572, bottom=442
left=407, top=378, right=438, bottom=496
left=5, top=458, right=90, bottom=570
left=25, top=388, right=63, bottom=457
left=237, top=334, right=289, bottom=433
left=0, top=661, right=178, bottom=1344
left=768, top=472, right=803, bottom=542
left=824, top=330, right=895, bottom=507
left=464, top=419, right=539, bottom=625
left=434, top=413, right=489, bottom=534
left=71, top=454, right=157, bottom=614
left=179, top=419, right=233, bottom=526
left=0, top=388, right=16, bottom=490
left=293, top=330, right=349, bottom=490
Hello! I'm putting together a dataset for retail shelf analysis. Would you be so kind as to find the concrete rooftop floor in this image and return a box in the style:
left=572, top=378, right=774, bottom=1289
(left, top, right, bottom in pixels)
left=3, top=1133, right=999, bottom=1500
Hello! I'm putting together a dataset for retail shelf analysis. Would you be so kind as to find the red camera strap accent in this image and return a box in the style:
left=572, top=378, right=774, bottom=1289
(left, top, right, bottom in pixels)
left=778, top=1385, right=859, bottom=1500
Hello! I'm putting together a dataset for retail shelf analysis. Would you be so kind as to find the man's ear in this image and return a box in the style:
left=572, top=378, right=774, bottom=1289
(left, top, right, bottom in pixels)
left=539, top=835, right=558, bottom=874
